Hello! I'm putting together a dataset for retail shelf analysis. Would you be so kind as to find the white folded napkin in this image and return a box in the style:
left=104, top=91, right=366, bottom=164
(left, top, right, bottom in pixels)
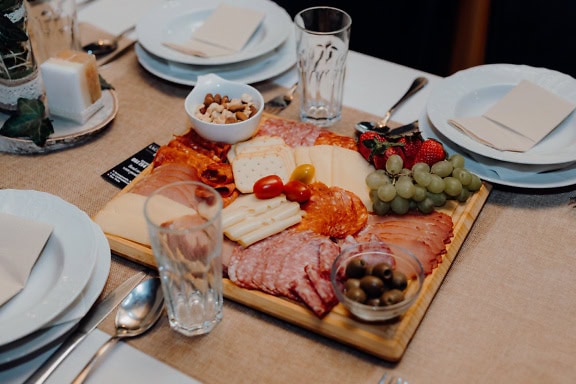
left=163, top=3, right=265, bottom=57
left=0, top=213, right=53, bottom=306
left=449, top=80, right=576, bottom=152
left=77, top=0, right=163, bottom=36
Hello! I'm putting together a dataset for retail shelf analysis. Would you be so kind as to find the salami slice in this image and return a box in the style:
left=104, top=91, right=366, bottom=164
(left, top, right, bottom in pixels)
left=296, top=183, right=368, bottom=238
left=227, top=229, right=341, bottom=317
left=290, top=277, right=334, bottom=318
left=257, top=118, right=322, bottom=147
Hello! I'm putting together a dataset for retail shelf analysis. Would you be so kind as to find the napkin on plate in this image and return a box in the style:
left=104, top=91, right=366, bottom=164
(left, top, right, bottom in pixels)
left=163, top=3, right=265, bottom=57
left=0, top=213, right=53, bottom=306
left=449, top=80, right=576, bottom=152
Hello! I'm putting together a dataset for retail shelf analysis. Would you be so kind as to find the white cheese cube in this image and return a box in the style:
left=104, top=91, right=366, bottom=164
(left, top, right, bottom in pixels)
left=40, top=50, right=103, bottom=124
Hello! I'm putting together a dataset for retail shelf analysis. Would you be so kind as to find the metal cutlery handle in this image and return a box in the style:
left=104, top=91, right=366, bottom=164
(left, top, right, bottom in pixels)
left=71, top=336, right=120, bottom=384
left=380, top=76, right=428, bottom=127
left=23, top=330, right=88, bottom=384
left=23, top=271, right=147, bottom=384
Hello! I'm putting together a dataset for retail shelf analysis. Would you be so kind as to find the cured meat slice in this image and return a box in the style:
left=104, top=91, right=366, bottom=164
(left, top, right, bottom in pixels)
left=290, top=277, right=334, bottom=318
left=173, top=128, right=231, bottom=162
left=131, top=163, right=200, bottom=198
left=314, top=130, right=358, bottom=151
left=355, top=212, right=453, bottom=276
left=227, top=229, right=340, bottom=317
left=153, top=144, right=236, bottom=198
left=304, top=264, right=337, bottom=307
left=257, top=118, right=322, bottom=147
left=296, top=183, right=368, bottom=238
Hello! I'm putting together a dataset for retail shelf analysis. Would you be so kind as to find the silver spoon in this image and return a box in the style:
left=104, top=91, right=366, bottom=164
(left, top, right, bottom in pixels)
left=82, top=26, right=135, bottom=57
left=355, top=76, right=428, bottom=134
left=71, top=277, right=164, bottom=384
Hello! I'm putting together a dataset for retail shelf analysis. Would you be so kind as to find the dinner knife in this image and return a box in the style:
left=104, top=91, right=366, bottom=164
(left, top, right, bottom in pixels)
left=23, top=270, right=147, bottom=384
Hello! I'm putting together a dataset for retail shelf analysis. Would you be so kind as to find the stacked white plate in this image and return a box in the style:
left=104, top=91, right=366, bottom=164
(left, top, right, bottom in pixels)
left=421, top=63, right=576, bottom=188
left=0, top=190, right=110, bottom=368
left=135, top=0, right=296, bottom=86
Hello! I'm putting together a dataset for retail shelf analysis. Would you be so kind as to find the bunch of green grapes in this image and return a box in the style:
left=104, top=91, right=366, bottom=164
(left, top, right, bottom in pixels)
left=366, top=154, right=483, bottom=215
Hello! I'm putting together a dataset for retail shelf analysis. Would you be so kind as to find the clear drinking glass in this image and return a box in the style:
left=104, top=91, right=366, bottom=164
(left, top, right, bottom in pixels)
left=144, top=181, right=223, bottom=336
left=294, top=6, right=352, bottom=127
left=26, top=0, right=81, bottom=64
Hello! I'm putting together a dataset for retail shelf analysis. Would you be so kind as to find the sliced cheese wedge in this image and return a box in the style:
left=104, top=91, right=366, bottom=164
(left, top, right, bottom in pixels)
left=294, top=145, right=375, bottom=212
left=225, top=201, right=301, bottom=240
left=238, top=214, right=303, bottom=247
left=222, top=194, right=286, bottom=228
left=93, top=192, right=197, bottom=246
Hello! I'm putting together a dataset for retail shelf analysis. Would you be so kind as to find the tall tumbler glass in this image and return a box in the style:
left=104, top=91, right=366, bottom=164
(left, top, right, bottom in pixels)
left=144, top=181, right=223, bottom=336
left=26, top=0, right=81, bottom=64
left=294, top=6, right=352, bottom=127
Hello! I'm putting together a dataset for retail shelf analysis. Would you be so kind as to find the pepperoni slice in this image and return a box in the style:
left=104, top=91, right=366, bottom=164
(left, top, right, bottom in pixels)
left=296, top=182, right=368, bottom=238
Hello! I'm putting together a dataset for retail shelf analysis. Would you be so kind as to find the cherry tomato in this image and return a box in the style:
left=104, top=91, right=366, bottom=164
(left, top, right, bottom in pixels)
left=283, top=180, right=311, bottom=203
left=253, top=175, right=284, bottom=199
left=290, top=164, right=315, bottom=184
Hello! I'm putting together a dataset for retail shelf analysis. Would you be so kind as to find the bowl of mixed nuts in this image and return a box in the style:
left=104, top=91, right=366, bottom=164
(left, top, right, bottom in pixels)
left=184, top=73, right=264, bottom=144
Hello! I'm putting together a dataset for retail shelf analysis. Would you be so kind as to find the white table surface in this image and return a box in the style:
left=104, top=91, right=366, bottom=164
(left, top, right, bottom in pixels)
left=3, top=2, right=439, bottom=381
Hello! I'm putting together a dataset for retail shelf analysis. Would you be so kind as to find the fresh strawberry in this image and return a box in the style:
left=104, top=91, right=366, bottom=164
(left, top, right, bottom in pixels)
left=413, top=138, right=446, bottom=166
left=373, top=146, right=406, bottom=170
left=397, top=135, right=423, bottom=169
left=357, top=131, right=386, bottom=162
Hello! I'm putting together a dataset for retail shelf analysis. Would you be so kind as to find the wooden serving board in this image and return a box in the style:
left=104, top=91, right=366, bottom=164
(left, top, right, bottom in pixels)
left=101, top=115, right=492, bottom=361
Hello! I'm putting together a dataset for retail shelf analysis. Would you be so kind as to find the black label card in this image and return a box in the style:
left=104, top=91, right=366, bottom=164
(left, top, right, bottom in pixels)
left=101, top=143, right=160, bottom=189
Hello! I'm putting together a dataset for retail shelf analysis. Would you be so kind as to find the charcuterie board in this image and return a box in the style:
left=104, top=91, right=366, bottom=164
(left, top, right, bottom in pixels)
left=100, top=114, right=492, bottom=361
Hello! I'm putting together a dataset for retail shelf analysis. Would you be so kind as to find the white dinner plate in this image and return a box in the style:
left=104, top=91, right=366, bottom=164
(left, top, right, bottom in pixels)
left=135, top=31, right=296, bottom=86
left=136, top=0, right=292, bottom=65
left=420, top=110, right=576, bottom=189
left=0, top=190, right=98, bottom=346
left=0, top=222, right=110, bottom=367
left=0, top=90, right=118, bottom=154
left=427, top=64, right=576, bottom=165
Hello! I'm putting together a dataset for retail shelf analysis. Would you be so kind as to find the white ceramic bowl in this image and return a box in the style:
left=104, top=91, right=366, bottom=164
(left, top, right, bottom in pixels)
left=184, top=74, right=264, bottom=144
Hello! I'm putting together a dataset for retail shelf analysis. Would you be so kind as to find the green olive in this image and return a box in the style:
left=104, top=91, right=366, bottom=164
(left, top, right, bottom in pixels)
left=381, top=289, right=405, bottom=306
left=345, top=258, right=367, bottom=278
left=344, top=278, right=361, bottom=292
left=365, top=297, right=382, bottom=306
left=359, top=275, right=385, bottom=298
left=364, top=263, right=375, bottom=276
left=372, top=262, right=393, bottom=281
left=390, top=271, right=408, bottom=290
left=345, top=287, right=367, bottom=303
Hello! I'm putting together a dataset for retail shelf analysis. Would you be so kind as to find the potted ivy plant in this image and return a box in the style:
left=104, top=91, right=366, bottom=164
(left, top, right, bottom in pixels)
left=0, top=0, right=53, bottom=146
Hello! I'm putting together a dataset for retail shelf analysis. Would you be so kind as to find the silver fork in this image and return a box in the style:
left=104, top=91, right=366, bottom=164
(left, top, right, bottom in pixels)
left=378, top=372, right=408, bottom=384
left=263, top=83, right=297, bottom=114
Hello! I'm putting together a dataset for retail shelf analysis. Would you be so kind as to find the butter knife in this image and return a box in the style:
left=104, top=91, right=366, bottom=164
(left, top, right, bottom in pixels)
left=23, top=271, right=147, bottom=384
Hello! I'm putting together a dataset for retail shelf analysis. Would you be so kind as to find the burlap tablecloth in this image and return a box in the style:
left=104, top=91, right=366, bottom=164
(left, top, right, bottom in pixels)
left=2, top=49, right=576, bottom=384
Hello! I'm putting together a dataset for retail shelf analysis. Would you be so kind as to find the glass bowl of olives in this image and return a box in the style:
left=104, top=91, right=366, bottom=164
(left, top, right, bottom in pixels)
left=330, top=241, right=425, bottom=321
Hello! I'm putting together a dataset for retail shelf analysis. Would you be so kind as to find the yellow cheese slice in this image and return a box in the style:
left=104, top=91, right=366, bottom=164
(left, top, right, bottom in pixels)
left=238, top=214, right=303, bottom=247
left=308, top=145, right=333, bottom=186
left=93, top=192, right=196, bottom=246
left=331, top=146, right=375, bottom=212
left=224, top=201, right=301, bottom=240
left=222, top=194, right=286, bottom=228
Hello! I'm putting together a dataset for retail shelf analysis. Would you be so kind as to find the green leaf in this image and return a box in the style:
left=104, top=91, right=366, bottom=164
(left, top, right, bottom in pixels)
left=1, top=98, right=54, bottom=146
left=0, top=14, right=28, bottom=46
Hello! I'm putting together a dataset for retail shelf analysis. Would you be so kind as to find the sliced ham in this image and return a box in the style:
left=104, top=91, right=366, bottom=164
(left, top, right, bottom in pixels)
left=356, top=212, right=454, bottom=276
left=131, top=163, right=200, bottom=198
